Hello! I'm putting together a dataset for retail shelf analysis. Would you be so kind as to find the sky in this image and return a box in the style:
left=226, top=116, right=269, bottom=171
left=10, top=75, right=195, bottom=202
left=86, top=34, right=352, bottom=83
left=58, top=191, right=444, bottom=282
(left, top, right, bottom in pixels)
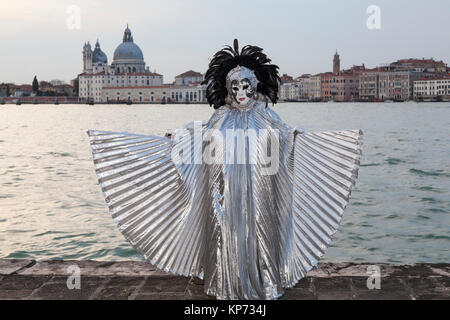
left=1, top=0, right=449, bottom=84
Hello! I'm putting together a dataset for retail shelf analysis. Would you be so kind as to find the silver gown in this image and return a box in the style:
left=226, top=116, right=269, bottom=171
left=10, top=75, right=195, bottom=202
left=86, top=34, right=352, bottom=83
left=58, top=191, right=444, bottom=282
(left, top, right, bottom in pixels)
left=88, top=100, right=363, bottom=300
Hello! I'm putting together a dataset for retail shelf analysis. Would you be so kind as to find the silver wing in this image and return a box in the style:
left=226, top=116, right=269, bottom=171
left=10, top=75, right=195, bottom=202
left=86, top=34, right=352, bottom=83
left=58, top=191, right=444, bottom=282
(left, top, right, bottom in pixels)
left=285, top=129, right=363, bottom=285
left=87, top=130, right=205, bottom=277
left=88, top=127, right=363, bottom=290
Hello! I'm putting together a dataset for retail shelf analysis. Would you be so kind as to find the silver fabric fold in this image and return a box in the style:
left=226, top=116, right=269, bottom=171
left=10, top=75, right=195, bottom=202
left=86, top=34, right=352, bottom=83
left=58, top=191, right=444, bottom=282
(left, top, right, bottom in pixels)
left=88, top=101, right=363, bottom=300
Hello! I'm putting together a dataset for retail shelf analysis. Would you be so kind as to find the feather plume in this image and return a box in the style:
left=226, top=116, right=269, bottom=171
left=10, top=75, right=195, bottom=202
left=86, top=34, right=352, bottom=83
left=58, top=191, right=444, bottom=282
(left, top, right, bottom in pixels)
left=202, top=39, right=280, bottom=109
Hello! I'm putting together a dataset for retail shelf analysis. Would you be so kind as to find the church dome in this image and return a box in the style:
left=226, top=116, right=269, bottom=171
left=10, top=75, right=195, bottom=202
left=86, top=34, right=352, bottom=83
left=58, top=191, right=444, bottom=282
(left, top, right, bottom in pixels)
left=113, top=25, right=144, bottom=61
left=92, top=40, right=108, bottom=64
left=113, top=42, right=144, bottom=61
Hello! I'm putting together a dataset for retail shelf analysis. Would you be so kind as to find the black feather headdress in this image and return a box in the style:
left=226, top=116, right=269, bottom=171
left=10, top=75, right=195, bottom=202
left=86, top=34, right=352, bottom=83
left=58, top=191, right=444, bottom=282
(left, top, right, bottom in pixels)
left=202, top=39, right=280, bottom=109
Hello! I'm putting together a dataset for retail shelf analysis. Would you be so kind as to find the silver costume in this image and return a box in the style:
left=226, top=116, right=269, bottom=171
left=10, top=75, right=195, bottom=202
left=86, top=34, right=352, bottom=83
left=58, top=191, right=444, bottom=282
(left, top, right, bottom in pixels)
left=88, top=66, right=363, bottom=300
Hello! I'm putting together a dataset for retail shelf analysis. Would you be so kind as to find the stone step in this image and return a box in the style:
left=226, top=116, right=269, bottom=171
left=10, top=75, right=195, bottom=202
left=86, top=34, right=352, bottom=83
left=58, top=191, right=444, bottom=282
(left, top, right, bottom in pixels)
left=0, top=259, right=448, bottom=300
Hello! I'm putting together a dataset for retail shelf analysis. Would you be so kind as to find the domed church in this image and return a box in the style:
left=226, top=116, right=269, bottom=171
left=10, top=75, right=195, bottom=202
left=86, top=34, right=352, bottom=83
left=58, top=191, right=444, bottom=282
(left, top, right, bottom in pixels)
left=78, top=25, right=165, bottom=103
left=112, top=25, right=146, bottom=73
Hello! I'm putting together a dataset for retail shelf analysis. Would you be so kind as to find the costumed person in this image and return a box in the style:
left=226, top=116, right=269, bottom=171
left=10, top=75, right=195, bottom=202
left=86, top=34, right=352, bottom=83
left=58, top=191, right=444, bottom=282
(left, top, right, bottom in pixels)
left=87, top=40, right=363, bottom=300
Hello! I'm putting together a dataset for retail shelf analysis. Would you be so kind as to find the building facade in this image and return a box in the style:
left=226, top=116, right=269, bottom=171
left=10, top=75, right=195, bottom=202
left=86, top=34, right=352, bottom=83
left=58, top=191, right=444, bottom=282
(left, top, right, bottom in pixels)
left=321, top=70, right=361, bottom=102
left=359, top=69, right=380, bottom=101
left=414, top=76, right=450, bottom=99
left=171, top=70, right=206, bottom=102
left=360, top=69, right=435, bottom=101
left=102, top=85, right=170, bottom=103
left=0, top=84, right=33, bottom=97
left=170, top=84, right=205, bottom=103
left=306, top=75, right=322, bottom=101
left=279, top=82, right=301, bottom=101
left=174, top=70, right=203, bottom=85
left=390, top=58, right=447, bottom=73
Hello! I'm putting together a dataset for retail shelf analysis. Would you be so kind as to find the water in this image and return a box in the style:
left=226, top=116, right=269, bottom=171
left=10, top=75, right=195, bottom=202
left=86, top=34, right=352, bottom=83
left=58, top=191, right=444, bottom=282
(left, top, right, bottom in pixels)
left=0, top=102, right=449, bottom=264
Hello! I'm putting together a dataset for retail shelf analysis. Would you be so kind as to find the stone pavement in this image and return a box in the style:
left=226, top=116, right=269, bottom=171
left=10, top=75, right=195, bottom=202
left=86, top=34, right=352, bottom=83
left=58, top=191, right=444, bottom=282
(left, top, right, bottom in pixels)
left=0, top=259, right=448, bottom=300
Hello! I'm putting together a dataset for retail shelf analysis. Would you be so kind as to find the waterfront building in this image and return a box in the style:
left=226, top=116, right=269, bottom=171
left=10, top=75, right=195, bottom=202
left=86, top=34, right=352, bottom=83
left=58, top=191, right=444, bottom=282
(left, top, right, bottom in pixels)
left=0, top=82, right=74, bottom=98
left=294, top=74, right=312, bottom=99
left=280, top=74, right=294, bottom=84
left=78, top=25, right=164, bottom=103
left=51, top=84, right=76, bottom=97
left=279, top=82, right=301, bottom=101
left=12, top=85, right=33, bottom=97
left=359, top=69, right=382, bottom=101
left=102, top=85, right=170, bottom=103
left=174, top=70, right=203, bottom=85
left=320, top=73, right=336, bottom=102
left=377, top=71, right=412, bottom=101
left=0, top=84, right=33, bottom=97
left=320, top=67, right=363, bottom=102
left=100, top=72, right=206, bottom=104
left=318, top=52, right=363, bottom=102
left=389, top=58, right=447, bottom=73
left=0, top=84, right=9, bottom=97
left=294, top=74, right=312, bottom=82
left=298, top=77, right=311, bottom=99
left=414, top=76, right=450, bottom=99
left=306, top=75, right=322, bottom=101
left=360, top=68, right=435, bottom=101
left=278, top=73, right=303, bottom=101
left=171, top=70, right=206, bottom=102
left=170, top=83, right=205, bottom=103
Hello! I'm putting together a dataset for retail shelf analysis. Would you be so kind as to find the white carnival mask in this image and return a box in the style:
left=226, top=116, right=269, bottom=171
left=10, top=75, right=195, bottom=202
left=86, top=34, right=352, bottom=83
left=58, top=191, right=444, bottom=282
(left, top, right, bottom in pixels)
left=226, top=66, right=259, bottom=109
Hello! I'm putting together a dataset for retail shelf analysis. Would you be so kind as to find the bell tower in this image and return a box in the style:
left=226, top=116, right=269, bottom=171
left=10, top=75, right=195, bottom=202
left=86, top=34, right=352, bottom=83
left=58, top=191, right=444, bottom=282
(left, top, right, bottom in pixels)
left=333, top=51, right=340, bottom=73
left=83, top=42, right=93, bottom=73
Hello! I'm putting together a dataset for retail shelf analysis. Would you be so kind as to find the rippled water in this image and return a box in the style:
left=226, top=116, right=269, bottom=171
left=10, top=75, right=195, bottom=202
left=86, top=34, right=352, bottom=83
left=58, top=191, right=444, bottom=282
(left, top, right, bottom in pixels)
left=0, top=103, right=449, bottom=264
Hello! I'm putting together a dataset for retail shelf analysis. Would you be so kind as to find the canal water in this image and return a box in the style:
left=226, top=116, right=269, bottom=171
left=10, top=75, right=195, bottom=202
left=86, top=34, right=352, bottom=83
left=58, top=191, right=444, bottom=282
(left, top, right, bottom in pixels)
left=0, top=102, right=449, bottom=264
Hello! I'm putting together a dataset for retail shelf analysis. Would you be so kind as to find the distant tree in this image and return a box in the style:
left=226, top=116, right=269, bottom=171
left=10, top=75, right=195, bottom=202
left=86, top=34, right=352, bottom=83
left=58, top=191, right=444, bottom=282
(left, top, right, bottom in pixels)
left=6, top=84, right=11, bottom=97
left=41, top=90, right=57, bottom=97
left=32, top=76, right=39, bottom=93
left=39, top=81, right=53, bottom=88
left=50, top=79, right=65, bottom=86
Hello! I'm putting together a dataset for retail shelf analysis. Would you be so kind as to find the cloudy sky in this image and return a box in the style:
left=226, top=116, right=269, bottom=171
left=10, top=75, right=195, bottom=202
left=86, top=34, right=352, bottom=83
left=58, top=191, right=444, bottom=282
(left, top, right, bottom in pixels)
left=1, top=0, right=449, bottom=84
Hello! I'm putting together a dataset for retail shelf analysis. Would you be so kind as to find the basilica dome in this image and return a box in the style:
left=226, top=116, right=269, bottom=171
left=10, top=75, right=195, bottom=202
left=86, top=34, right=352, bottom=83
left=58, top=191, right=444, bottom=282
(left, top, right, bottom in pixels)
left=113, top=42, right=144, bottom=61
left=113, top=25, right=144, bottom=61
left=92, top=40, right=108, bottom=64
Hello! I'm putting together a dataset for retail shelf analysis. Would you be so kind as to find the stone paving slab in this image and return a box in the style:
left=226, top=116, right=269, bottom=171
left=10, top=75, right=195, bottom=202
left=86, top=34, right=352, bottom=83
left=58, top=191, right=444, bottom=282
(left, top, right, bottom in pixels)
left=27, top=276, right=106, bottom=300
left=18, top=259, right=168, bottom=277
left=0, top=259, right=448, bottom=300
left=0, top=259, right=35, bottom=275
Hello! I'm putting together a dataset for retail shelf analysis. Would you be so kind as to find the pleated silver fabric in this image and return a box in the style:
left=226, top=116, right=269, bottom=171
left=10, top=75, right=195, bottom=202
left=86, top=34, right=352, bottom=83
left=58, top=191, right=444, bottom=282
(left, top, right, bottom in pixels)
left=87, top=101, right=363, bottom=300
